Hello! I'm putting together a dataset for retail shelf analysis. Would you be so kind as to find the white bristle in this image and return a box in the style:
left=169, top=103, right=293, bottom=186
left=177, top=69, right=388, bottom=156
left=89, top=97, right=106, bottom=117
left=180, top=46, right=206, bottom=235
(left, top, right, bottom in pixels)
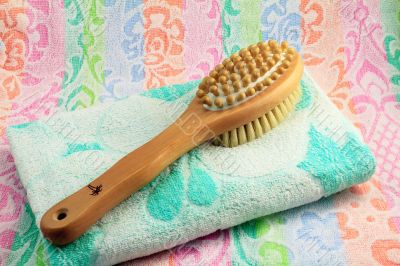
left=245, top=122, right=256, bottom=141
left=230, top=129, right=239, bottom=147
left=278, top=102, right=288, bottom=117
left=203, top=40, right=301, bottom=147
left=253, top=119, right=263, bottom=138
left=238, top=126, right=247, bottom=145
left=222, top=131, right=230, bottom=147
left=213, top=87, right=301, bottom=147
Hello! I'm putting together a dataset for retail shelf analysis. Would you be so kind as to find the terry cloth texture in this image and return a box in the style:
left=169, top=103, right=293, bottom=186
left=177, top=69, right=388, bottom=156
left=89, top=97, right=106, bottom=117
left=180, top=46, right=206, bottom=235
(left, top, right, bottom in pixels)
left=6, top=72, right=375, bottom=265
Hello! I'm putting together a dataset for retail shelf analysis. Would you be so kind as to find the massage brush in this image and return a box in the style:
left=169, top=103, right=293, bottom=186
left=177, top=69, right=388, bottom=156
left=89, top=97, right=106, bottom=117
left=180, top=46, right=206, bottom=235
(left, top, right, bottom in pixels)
left=41, top=40, right=304, bottom=245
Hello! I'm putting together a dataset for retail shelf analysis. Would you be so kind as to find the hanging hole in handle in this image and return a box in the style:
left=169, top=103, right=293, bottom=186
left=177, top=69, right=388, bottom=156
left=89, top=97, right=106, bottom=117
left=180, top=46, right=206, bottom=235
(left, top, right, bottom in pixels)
left=57, top=212, right=67, bottom=220
left=53, top=208, right=68, bottom=221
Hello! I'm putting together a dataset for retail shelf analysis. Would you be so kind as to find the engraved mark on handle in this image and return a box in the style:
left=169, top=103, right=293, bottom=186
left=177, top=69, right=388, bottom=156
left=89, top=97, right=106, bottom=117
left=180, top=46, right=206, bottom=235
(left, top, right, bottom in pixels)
left=88, top=184, right=102, bottom=196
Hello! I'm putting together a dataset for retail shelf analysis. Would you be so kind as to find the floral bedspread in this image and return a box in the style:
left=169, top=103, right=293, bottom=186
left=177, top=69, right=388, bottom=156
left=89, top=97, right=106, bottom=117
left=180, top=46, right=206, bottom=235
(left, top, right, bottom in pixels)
left=0, top=0, right=399, bottom=265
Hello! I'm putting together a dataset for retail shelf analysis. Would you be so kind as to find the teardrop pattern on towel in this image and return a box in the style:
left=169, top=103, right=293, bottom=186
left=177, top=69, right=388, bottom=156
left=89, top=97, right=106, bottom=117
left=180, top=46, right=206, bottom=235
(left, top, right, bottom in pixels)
left=146, top=150, right=218, bottom=221
left=187, top=166, right=218, bottom=206
left=146, top=164, right=185, bottom=221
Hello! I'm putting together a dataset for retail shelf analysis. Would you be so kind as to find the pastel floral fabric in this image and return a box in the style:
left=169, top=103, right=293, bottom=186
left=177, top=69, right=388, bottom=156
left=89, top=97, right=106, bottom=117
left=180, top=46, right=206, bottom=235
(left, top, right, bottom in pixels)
left=0, top=0, right=399, bottom=265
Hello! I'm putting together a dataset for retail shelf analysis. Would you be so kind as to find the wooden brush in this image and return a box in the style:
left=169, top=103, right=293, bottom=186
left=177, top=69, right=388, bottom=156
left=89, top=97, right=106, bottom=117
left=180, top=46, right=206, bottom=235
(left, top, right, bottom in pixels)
left=40, top=40, right=304, bottom=245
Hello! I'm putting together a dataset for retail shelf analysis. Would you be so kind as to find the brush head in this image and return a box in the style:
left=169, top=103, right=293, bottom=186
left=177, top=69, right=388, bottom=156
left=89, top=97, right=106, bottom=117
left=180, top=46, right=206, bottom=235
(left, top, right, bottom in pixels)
left=193, top=40, right=303, bottom=147
left=196, top=40, right=297, bottom=111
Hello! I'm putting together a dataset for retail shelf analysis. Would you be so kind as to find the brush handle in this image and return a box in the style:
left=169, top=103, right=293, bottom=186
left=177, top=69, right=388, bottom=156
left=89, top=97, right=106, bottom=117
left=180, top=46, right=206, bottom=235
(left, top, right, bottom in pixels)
left=40, top=110, right=213, bottom=245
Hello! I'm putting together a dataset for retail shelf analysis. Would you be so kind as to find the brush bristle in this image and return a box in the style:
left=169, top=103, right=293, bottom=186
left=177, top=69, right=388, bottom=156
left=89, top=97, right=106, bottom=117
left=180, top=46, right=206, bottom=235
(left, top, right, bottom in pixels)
left=196, top=40, right=296, bottom=111
left=212, top=86, right=301, bottom=147
left=197, top=39, right=302, bottom=147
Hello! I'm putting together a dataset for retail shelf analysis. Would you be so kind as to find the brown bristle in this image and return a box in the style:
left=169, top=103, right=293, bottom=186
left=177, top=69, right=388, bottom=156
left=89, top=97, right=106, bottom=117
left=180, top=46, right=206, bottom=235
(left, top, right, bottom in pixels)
left=233, top=80, right=241, bottom=91
left=194, top=40, right=302, bottom=148
left=210, top=85, right=219, bottom=96
left=273, top=47, right=282, bottom=54
left=236, top=92, right=246, bottom=101
left=281, top=41, right=289, bottom=50
left=202, top=95, right=212, bottom=106
left=226, top=95, right=235, bottom=105
left=260, top=65, right=269, bottom=75
left=220, top=69, right=230, bottom=76
left=248, top=62, right=257, bottom=72
left=222, top=84, right=231, bottom=95
left=261, top=50, right=270, bottom=60
left=246, top=87, right=256, bottom=96
left=282, top=60, right=290, bottom=68
left=209, top=70, right=218, bottom=78
left=267, top=58, right=275, bottom=67
left=251, top=69, right=260, bottom=81
left=268, top=40, right=278, bottom=49
left=207, top=77, right=216, bottom=85
left=271, top=72, right=279, bottom=80
left=249, top=44, right=257, bottom=50
left=196, top=89, right=205, bottom=98
left=250, top=46, right=260, bottom=56
left=199, top=82, right=207, bottom=91
left=215, top=97, right=224, bottom=108
left=231, top=54, right=241, bottom=63
left=231, top=73, right=240, bottom=81
left=219, top=75, right=227, bottom=84
left=242, top=75, right=251, bottom=87
left=239, top=69, right=247, bottom=77
left=215, top=64, right=224, bottom=71
left=277, top=66, right=285, bottom=74
left=197, top=40, right=299, bottom=119
left=258, top=42, right=268, bottom=50
left=273, top=54, right=281, bottom=61
left=255, top=83, right=263, bottom=91
left=239, top=48, right=248, bottom=57
left=226, top=61, right=235, bottom=70
left=255, top=56, right=263, bottom=67
left=244, top=56, right=253, bottom=63
left=263, top=77, right=272, bottom=86
left=287, top=47, right=295, bottom=55
left=236, top=61, right=246, bottom=69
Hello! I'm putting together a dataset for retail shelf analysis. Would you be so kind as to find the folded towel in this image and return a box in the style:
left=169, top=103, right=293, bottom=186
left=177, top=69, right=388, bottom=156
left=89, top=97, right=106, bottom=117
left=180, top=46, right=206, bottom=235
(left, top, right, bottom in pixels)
left=6, top=72, right=375, bottom=265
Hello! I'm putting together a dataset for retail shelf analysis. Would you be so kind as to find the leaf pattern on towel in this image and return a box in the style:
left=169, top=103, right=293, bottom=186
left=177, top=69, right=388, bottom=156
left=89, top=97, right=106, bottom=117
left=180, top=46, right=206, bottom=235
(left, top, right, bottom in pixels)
left=295, top=80, right=312, bottom=110
left=8, top=204, right=43, bottom=266
left=187, top=158, right=218, bottom=207
left=8, top=204, right=102, bottom=266
left=63, top=142, right=103, bottom=157
left=146, top=162, right=185, bottom=221
left=298, top=126, right=376, bottom=195
left=146, top=150, right=218, bottom=221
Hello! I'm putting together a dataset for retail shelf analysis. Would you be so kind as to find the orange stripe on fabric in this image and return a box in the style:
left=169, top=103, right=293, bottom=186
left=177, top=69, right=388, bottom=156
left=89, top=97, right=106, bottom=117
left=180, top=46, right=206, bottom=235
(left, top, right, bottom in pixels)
left=301, top=1, right=399, bottom=265
left=0, top=1, right=26, bottom=143
left=300, top=0, right=350, bottom=112
left=329, top=1, right=399, bottom=264
left=143, top=0, right=185, bottom=89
